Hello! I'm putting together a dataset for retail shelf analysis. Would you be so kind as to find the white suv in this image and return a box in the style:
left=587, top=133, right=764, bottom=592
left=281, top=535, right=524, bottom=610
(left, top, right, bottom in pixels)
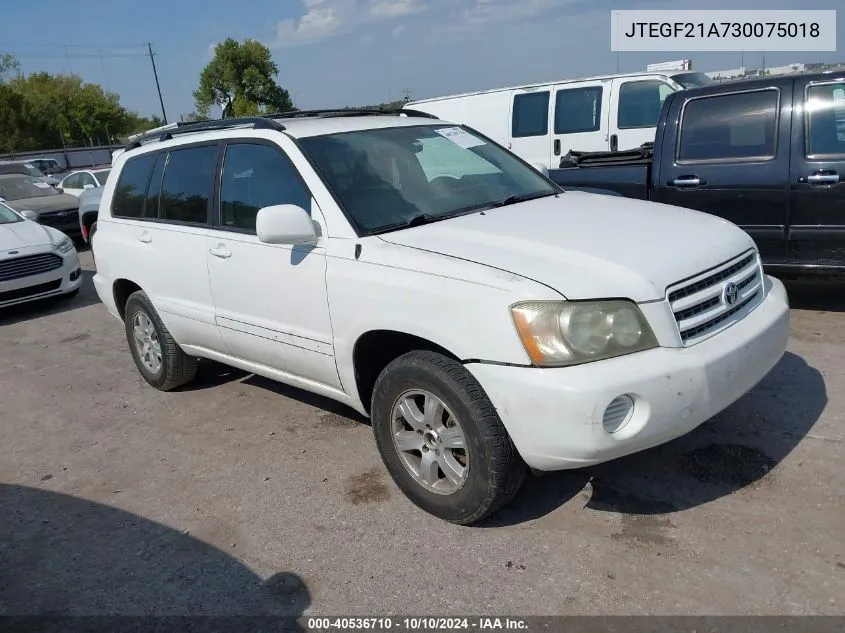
left=92, top=110, right=790, bottom=524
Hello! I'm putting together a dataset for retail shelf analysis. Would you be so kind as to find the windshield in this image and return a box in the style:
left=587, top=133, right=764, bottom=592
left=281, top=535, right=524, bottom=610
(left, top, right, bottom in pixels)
left=671, top=72, right=715, bottom=88
left=299, top=124, right=558, bottom=234
left=0, top=201, right=23, bottom=224
left=0, top=175, right=59, bottom=201
left=23, top=163, right=47, bottom=178
left=93, top=169, right=111, bottom=185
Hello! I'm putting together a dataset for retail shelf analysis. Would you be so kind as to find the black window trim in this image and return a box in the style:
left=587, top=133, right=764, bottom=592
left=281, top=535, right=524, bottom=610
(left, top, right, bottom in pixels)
left=554, top=85, right=604, bottom=135
left=804, top=79, right=845, bottom=161
left=675, top=86, right=782, bottom=166
left=616, top=79, right=675, bottom=130
left=111, top=140, right=222, bottom=227
left=511, top=90, right=551, bottom=138
left=210, top=137, right=316, bottom=237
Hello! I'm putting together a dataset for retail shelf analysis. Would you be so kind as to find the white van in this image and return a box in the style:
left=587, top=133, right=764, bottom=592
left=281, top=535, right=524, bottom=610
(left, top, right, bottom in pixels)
left=404, top=71, right=714, bottom=169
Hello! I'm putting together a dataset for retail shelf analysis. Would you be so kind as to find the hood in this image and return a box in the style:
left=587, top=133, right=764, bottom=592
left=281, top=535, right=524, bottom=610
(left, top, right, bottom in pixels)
left=0, top=219, right=56, bottom=250
left=377, top=191, right=755, bottom=302
left=8, top=193, right=79, bottom=213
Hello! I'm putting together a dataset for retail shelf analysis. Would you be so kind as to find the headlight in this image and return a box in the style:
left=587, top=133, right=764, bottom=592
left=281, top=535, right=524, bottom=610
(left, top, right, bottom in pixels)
left=55, top=237, right=74, bottom=254
left=510, top=300, right=658, bottom=367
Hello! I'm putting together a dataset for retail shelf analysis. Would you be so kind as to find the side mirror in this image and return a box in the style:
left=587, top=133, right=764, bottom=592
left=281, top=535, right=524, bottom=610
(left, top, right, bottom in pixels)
left=83, top=184, right=95, bottom=190
left=256, top=204, right=317, bottom=246
left=20, top=209, right=38, bottom=221
left=530, top=162, right=549, bottom=177
left=54, top=187, right=64, bottom=194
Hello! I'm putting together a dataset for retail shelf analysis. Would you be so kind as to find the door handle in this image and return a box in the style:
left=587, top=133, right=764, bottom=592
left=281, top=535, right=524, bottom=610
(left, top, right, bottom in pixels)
left=806, top=170, right=840, bottom=186
left=553, top=139, right=561, bottom=156
left=610, top=134, right=618, bottom=152
left=209, top=245, right=232, bottom=259
left=138, top=231, right=151, bottom=243
left=671, top=176, right=704, bottom=188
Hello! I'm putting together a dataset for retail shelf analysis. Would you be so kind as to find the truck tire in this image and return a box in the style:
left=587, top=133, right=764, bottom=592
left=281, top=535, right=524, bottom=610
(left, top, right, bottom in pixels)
left=371, top=350, right=526, bottom=524
left=123, top=290, right=198, bottom=391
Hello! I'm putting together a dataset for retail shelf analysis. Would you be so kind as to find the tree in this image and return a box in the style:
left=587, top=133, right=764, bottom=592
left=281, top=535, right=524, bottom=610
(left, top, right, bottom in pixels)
left=194, top=38, right=294, bottom=118
left=1, top=53, right=20, bottom=81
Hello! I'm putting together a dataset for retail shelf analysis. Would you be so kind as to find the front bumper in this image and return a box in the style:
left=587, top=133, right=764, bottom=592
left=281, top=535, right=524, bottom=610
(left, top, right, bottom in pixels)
left=0, top=249, right=83, bottom=308
left=466, top=275, right=790, bottom=471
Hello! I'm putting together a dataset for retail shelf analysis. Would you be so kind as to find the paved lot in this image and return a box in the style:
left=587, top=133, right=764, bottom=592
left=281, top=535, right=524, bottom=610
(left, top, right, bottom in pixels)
left=1, top=250, right=843, bottom=616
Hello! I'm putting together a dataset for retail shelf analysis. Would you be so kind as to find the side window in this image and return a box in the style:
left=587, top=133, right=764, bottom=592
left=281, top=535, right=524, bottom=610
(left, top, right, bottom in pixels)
left=158, top=145, right=218, bottom=225
left=805, top=83, right=845, bottom=158
left=618, top=80, right=674, bottom=129
left=80, top=173, right=96, bottom=188
left=111, top=153, right=157, bottom=219
left=64, top=174, right=81, bottom=188
left=512, top=91, right=550, bottom=138
left=144, top=153, right=167, bottom=218
left=678, top=90, right=779, bottom=162
left=219, top=143, right=310, bottom=232
left=555, top=87, right=603, bottom=134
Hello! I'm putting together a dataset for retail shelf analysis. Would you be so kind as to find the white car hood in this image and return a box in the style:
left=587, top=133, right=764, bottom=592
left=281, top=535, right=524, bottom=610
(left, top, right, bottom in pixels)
left=377, top=191, right=755, bottom=302
left=0, top=219, right=56, bottom=251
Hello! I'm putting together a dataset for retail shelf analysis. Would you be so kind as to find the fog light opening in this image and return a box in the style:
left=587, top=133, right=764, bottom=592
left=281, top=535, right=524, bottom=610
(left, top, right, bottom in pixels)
left=603, top=395, right=635, bottom=434
left=69, top=267, right=82, bottom=281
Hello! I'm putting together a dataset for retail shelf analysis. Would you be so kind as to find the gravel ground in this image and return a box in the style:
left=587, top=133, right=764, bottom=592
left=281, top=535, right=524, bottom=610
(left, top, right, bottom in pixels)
left=1, top=250, right=843, bottom=616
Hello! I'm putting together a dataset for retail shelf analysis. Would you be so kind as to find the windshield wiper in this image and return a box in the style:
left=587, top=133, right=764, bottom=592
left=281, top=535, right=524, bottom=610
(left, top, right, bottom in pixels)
left=487, top=191, right=557, bottom=209
left=370, top=213, right=453, bottom=235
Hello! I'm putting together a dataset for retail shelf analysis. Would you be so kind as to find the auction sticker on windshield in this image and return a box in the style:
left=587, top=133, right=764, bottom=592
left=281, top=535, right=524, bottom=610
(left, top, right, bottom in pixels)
left=435, top=127, right=485, bottom=149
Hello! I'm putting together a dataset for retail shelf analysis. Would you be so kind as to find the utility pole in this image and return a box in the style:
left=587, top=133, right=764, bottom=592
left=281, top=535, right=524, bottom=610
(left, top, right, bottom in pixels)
left=148, top=43, right=167, bottom=124
left=401, top=88, right=413, bottom=103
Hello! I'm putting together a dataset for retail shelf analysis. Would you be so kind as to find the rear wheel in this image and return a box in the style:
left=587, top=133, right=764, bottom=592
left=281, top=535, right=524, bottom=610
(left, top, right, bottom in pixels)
left=124, top=290, right=197, bottom=391
left=371, top=350, right=526, bottom=525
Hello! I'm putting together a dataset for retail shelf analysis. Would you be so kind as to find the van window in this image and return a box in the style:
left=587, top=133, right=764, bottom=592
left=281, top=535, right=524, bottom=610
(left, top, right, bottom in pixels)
left=112, top=153, right=157, bottom=219
left=678, top=89, right=779, bottom=162
left=158, top=145, right=218, bottom=225
left=618, top=80, right=674, bottom=129
left=219, top=143, right=311, bottom=232
left=805, top=83, right=845, bottom=158
left=554, top=87, right=603, bottom=134
left=512, top=92, right=550, bottom=138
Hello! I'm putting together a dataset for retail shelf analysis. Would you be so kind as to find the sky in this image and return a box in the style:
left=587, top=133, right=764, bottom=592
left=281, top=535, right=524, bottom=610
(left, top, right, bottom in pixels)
left=1, top=0, right=843, bottom=121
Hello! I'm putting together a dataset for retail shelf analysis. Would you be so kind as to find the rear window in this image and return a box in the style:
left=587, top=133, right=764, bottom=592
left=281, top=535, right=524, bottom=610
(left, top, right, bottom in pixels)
left=157, top=145, right=217, bottom=225
left=112, top=153, right=156, bottom=219
left=678, top=89, right=779, bottom=162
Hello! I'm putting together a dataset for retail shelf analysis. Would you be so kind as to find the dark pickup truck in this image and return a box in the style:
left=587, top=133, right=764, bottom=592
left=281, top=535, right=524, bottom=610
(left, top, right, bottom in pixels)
left=548, top=71, right=845, bottom=276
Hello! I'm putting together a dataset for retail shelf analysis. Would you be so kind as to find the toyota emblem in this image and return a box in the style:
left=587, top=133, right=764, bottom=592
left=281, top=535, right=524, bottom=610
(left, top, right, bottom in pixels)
left=723, top=282, right=739, bottom=306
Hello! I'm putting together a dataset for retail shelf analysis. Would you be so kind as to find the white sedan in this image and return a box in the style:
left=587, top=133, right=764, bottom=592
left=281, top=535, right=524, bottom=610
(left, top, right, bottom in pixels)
left=0, top=201, right=83, bottom=308
left=56, top=168, right=111, bottom=197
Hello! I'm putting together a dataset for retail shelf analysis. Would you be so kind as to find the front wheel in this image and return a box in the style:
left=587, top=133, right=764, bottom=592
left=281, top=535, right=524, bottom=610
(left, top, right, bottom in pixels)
left=371, top=351, right=526, bottom=525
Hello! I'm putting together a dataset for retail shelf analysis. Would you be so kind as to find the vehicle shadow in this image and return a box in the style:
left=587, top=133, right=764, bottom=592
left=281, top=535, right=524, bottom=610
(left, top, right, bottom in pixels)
left=780, top=278, right=845, bottom=313
left=483, top=351, right=826, bottom=526
left=0, top=270, right=101, bottom=326
left=179, top=360, right=369, bottom=426
left=0, top=483, right=311, bottom=623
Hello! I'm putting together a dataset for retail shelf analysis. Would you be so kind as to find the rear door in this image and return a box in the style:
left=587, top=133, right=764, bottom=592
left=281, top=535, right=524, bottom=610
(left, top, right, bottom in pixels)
left=788, top=76, right=845, bottom=267
left=654, top=81, right=792, bottom=265
left=609, top=76, right=677, bottom=152
left=550, top=79, right=609, bottom=162
left=508, top=87, right=552, bottom=169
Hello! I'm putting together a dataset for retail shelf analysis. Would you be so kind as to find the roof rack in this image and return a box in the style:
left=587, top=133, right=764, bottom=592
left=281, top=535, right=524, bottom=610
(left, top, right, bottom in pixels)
left=266, top=107, right=438, bottom=120
left=122, top=108, right=439, bottom=151
left=124, top=117, right=286, bottom=150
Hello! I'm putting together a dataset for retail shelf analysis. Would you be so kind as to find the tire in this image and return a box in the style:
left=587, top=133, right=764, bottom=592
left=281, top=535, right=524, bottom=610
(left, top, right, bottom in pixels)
left=123, top=290, right=198, bottom=391
left=371, top=350, right=526, bottom=525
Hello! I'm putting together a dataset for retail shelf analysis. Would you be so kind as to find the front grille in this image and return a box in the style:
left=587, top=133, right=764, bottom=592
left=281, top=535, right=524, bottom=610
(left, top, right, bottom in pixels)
left=38, top=209, right=76, bottom=222
left=0, top=253, right=63, bottom=282
left=0, top=278, right=62, bottom=303
left=667, top=250, right=764, bottom=346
